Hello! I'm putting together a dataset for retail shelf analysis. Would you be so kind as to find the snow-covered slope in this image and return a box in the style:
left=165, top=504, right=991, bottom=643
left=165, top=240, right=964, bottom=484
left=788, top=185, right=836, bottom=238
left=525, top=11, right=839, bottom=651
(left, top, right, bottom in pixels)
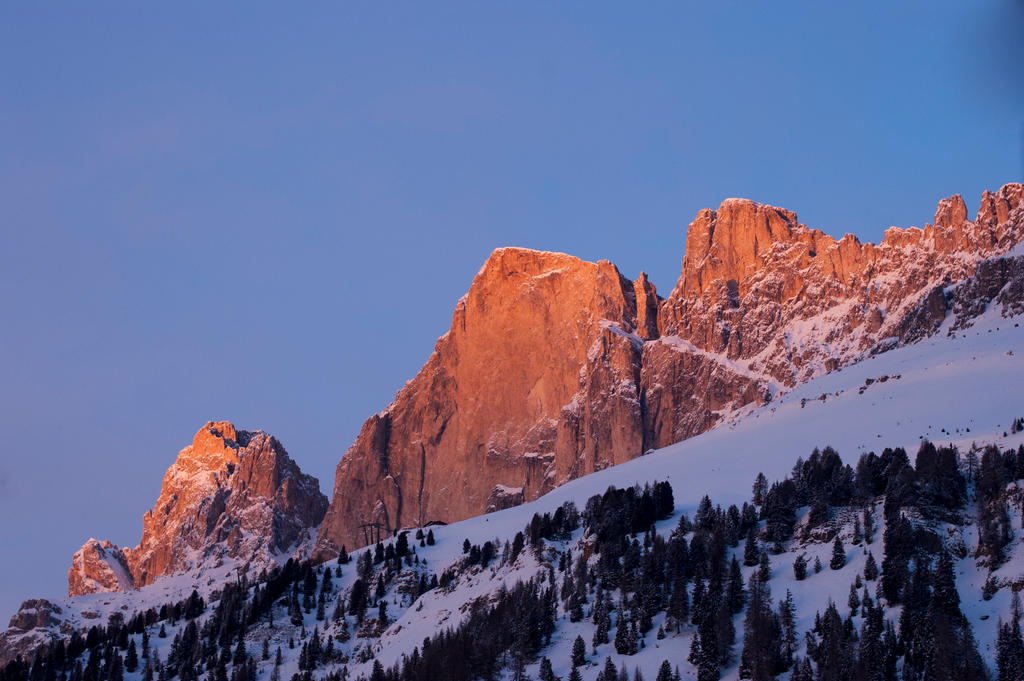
left=6, top=300, right=1024, bottom=680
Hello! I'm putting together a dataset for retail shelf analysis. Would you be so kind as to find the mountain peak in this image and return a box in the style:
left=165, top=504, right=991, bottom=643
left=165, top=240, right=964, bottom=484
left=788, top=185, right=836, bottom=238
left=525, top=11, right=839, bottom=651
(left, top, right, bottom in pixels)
left=68, top=421, right=327, bottom=596
left=680, top=198, right=804, bottom=299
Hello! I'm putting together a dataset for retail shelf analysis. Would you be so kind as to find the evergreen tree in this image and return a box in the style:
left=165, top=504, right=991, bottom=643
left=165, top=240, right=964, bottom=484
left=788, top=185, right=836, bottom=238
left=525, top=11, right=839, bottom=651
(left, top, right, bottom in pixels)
left=793, top=554, right=807, bottom=581
left=847, top=584, right=860, bottom=613
left=758, top=552, right=771, bottom=582
left=739, top=576, right=780, bottom=681
left=593, top=590, right=612, bottom=647
left=690, top=578, right=706, bottom=626
left=742, top=527, right=759, bottom=567
left=538, top=657, right=556, bottom=681
left=881, top=513, right=912, bottom=603
left=667, top=575, right=689, bottom=631
left=864, top=551, right=879, bottom=581
left=933, top=551, right=960, bottom=616
left=997, top=614, right=1024, bottom=681
left=726, top=557, right=746, bottom=614
left=752, top=473, right=768, bottom=506
left=830, top=535, right=845, bottom=570
left=656, top=661, right=673, bottom=681
left=124, top=640, right=138, bottom=673
left=790, top=657, right=813, bottom=681
left=571, top=633, right=587, bottom=667
left=109, top=653, right=123, bottom=681
left=601, top=657, right=617, bottom=681
left=779, top=589, right=797, bottom=669
left=857, top=604, right=885, bottom=681
left=863, top=506, right=875, bottom=544
left=714, top=602, right=735, bottom=666
left=690, top=594, right=721, bottom=681
left=811, top=602, right=853, bottom=681
left=614, top=614, right=631, bottom=655
left=627, top=620, right=639, bottom=656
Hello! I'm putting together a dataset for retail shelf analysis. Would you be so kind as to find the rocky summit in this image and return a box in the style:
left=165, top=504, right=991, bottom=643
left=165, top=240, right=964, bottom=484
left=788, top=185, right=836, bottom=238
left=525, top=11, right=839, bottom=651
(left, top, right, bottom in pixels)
left=315, top=183, right=1024, bottom=557
left=67, top=421, right=328, bottom=596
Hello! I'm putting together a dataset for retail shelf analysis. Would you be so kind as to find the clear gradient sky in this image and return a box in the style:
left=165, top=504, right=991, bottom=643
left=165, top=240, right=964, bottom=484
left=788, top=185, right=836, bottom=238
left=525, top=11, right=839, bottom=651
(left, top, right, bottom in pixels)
left=1, top=2, right=1022, bottom=623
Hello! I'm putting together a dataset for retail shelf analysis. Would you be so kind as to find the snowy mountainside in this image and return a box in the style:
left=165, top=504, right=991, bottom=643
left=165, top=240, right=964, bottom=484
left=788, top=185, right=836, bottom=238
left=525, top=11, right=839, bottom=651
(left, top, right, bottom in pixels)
left=4, top=301, right=1024, bottom=680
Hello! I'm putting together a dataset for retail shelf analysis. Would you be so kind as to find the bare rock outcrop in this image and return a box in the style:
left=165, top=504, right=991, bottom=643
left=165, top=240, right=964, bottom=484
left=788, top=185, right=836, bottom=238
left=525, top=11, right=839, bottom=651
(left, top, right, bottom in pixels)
left=315, top=249, right=686, bottom=554
left=658, top=183, right=1024, bottom=385
left=315, top=183, right=1024, bottom=559
left=67, top=539, right=133, bottom=596
left=0, top=601, right=63, bottom=666
left=68, top=421, right=328, bottom=596
left=7, top=600, right=61, bottom=632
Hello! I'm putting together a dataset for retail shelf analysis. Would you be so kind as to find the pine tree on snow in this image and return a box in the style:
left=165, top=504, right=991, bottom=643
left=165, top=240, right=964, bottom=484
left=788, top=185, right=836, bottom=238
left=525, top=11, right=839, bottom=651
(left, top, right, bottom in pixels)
left=743, top=527, right=759, bottom=567
left=571, top=635, right=587, bottom=667
left=830, top=535, right=846, bottom=570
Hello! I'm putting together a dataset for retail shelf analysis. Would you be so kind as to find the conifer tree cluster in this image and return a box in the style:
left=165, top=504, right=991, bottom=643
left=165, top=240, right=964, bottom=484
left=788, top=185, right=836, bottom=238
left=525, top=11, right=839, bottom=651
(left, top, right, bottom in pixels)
left=7, top=437, right=1024, bottom=681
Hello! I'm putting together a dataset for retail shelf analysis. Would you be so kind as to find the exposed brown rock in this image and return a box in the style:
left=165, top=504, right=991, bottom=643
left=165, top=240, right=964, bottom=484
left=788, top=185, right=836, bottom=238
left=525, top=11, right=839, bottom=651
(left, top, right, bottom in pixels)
left=7, top=600, right=62, bottom=631
left=69, top=421, right=328, bottom=596
left=67, top=539, right=133, bottom=597
left=658, top=183, right=1024, bottom=386
left=951, top=254, right=1024, bottom=329
left=553, top=323, right=648, bottom=482
left=315, top=183, right=1024, bottom=559
left=315, top=248, right=670, bottom=555
left=633, top=273, right=661, bottom=340
left=0, top=600, right=64, bottom=666
left=640, top=338, right=773, bottom=451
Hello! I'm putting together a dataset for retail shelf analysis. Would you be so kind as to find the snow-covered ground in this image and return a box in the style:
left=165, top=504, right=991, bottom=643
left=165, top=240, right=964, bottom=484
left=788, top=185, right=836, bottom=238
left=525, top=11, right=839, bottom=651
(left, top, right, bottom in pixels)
left=11, top=303, right=1024, bottom=680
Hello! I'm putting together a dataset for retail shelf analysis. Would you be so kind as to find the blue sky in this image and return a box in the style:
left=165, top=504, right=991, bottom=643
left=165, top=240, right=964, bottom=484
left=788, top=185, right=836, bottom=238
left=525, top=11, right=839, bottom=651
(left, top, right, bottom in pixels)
left=0, top=2, right=1021, bottom=622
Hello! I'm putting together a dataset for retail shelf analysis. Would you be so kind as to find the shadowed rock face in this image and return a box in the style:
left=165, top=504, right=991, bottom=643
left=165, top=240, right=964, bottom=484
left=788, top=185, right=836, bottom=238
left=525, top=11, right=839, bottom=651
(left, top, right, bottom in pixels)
left=316, top=183, right=1024, bottom=558
left=0, top=600, right=63, bottom=666
left=68, top=421, right=328, bottom=596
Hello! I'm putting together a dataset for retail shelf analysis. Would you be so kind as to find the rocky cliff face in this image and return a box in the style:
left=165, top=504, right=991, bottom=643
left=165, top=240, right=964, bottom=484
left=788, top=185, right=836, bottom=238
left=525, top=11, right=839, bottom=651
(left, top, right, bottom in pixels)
left=658, top=184, right=1024, bottom=385
left=67, top=540, right=133, bottom=597
left=68, top=421, right=328, bottom=597
left=316, top=183, right=1024, bottom=558
left=0, top=600, right=63, bottom=666
left=315, top=249, right=658, bottom=553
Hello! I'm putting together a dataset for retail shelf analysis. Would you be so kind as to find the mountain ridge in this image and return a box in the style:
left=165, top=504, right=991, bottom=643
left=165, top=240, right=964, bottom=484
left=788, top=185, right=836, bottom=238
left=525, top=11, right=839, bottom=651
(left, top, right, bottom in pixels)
left=66, top=421, right=328, bottom=598
left=9, top=182, right=1023, bottom=659
left=314, top=183, right=1024, bottom=558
